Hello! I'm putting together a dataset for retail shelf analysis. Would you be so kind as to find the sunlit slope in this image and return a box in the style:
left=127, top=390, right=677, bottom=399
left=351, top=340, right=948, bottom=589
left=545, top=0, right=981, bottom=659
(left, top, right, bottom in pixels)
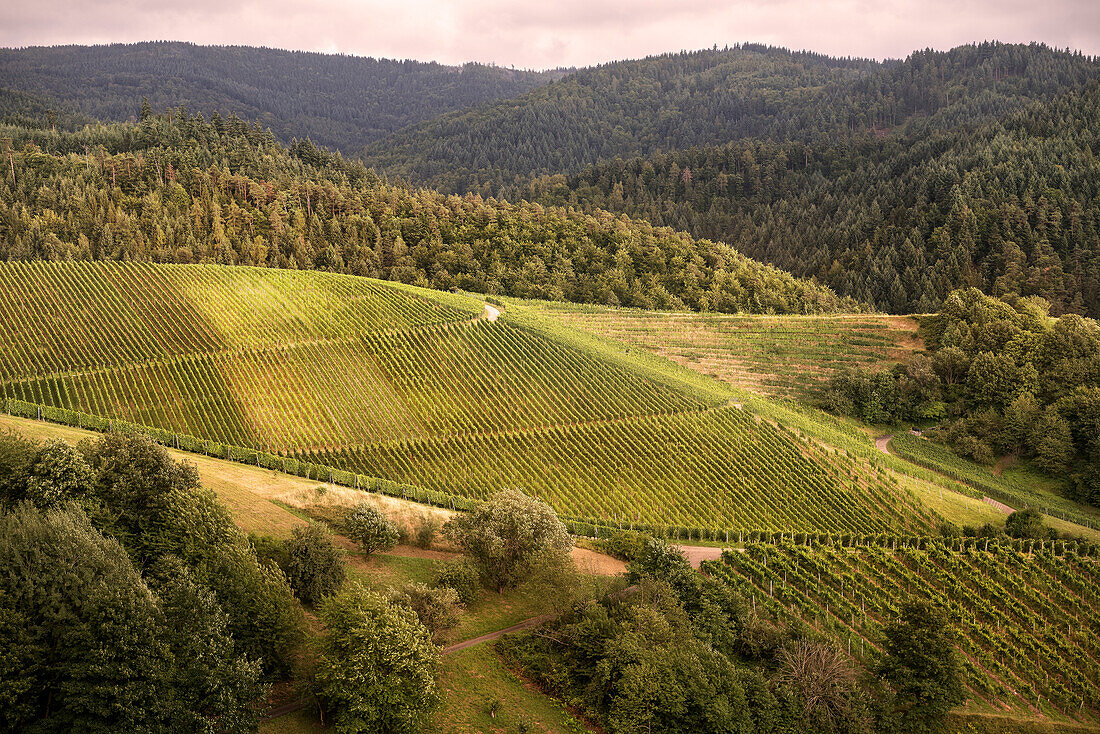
left=514, top=300, right=922, bottom=400
left=0, top=262, right=936, bottom=533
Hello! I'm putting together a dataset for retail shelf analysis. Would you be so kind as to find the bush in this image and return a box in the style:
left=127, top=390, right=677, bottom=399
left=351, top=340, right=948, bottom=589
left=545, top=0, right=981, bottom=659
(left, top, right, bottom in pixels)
left=598, top=530, right=650, bottom=561
left=395, top=582, right=461, bottom=637
left=443, top=489, right=572, bottom=592
left=434, top=558, right=481, bottom=606
left=343, top=502, right=399, bottom=555
left=1004, top=509, right=1057, bottom=540
left=283, top=524, right=346, bottom=606
left=413, top=517, right=439, bottom=549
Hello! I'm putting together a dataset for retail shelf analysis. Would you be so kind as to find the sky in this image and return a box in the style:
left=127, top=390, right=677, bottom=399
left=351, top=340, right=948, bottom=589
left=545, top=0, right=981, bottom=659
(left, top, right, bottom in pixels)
left=2, top=0, right=1098, bottom=70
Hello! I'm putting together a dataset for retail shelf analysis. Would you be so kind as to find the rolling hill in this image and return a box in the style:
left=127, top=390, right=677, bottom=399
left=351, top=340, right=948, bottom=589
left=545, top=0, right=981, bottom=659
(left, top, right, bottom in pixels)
left=0, top=41, right=560, bottom=150
left=0, top=261, right=939, bottom=535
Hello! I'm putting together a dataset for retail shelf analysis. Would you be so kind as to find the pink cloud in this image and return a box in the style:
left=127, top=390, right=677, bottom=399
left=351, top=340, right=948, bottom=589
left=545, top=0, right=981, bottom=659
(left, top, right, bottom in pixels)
left=1, top=0, right=1096, bottom=68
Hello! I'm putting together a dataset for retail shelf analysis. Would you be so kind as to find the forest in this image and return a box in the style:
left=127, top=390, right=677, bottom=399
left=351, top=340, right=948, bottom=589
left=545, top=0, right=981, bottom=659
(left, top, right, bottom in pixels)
left=0, top=42, right=560, bottom=151
left=511, top=85, right=1100, bottom=315
left=0, top=110, right=856, bottom=314
left=4, top=41, right=1097, bottom=316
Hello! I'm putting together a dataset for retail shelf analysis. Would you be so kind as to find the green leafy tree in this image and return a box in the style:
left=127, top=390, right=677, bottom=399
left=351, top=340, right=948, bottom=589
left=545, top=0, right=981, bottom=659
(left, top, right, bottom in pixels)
left=283, top=523, right=346, bottom=605
left=395, top=582, right=461, bottom=637
left=1029, top=407, right=1073, bottom=474
left=0, top=430, right=37, bottom=506
left=81, top=433, right=302, bottom=678
left=149, top=557, right=263, bottom=734
left=1003, top=509, right=1056, bottom=540
left=0, top=503, right=172, bottom=732
left=315, top=583, right=440, bottom=733
left=876, top=600, right=964, bottom=732
left=433, top=557, right=482, bottom=605
left=21, top=438, right=94, bottom=509
left=343, top=502, right=399, bottom=555
left=443, top=488, right=572, bottom=592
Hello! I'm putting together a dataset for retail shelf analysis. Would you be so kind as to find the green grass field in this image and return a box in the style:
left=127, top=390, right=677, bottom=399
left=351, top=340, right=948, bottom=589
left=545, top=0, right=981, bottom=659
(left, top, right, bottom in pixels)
left=889, top=434, right=1100, bottom=533
left=512, top=300, right=922, bottom=400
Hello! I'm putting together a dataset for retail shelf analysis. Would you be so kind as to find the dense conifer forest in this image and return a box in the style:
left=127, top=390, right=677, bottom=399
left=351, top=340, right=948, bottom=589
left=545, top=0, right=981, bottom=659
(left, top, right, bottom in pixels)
left=0, top=42, right=561, bottom=151
left=4, top=41, right=1098, bottom=315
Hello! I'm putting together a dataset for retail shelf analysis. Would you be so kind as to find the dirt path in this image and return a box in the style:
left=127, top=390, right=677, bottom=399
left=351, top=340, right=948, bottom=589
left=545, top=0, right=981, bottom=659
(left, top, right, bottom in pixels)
left=874, top=429, right=1016, bottom=517
left=484, top=303, right=500, bottom=321
left=678, top=545, right=725, bottom=568
left=442, top=613, right=558, bottom=656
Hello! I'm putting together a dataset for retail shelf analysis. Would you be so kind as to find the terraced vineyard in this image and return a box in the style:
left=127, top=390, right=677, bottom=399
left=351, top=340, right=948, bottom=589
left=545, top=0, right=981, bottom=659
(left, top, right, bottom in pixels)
left=706, top=542, right=1100, bottom=724
left=515, top=301, right=922, bottom=399
left=0, top=261, right=939, bottom=533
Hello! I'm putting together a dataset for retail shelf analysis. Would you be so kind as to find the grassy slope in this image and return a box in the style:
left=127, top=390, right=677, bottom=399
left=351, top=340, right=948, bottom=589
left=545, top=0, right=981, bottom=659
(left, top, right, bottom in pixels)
left=514, top=299, right=922, bottom=401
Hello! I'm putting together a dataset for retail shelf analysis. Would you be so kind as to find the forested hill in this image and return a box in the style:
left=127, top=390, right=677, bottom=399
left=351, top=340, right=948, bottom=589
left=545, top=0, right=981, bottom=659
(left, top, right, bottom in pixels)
left=360, top=43, right=1100, bottom=195
left=512, top=84, right=1100, bottom=316
left=0, top=112, right=857, bottom=314
left=0, top=42, right=561, bottom=151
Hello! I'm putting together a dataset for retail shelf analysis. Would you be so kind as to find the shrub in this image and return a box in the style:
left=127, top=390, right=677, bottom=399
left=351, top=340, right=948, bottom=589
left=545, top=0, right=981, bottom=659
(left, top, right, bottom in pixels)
left=283, top=524, right=346, bottom=605
left=443, top=489, right=572, bottom=592
left=597, top=530, right=649, bottom=561
left=413, top=517, right=439, bottom=549
left=395, top=582, right=461, bottom=637
left=343, top=502, right=399, bottom=555
left=433, top=558, right=481, bottom=606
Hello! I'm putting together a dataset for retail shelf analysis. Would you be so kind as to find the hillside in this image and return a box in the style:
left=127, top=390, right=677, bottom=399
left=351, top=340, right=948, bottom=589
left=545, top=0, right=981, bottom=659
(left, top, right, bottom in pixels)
left=0, top=110, right=856, bottom=314
left=707, top=541, right=1100, bottom=724
left=512, top=300, right=923, bottom=401
left=362, top=42, right=1100, bottom=316
left=362, top=43, right=1098, bottom=194
left=0, top=261, right=937, bottom=535
left=514, top=84, right=1100, bottom=315
left=0, top=42, right=560, bottom=150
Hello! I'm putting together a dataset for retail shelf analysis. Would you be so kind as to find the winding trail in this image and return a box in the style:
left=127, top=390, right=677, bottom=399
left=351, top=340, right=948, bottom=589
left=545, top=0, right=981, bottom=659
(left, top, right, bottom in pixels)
left=875, top=433, right=1013, bottom=515
left=442, top=613, right=558, bottom=656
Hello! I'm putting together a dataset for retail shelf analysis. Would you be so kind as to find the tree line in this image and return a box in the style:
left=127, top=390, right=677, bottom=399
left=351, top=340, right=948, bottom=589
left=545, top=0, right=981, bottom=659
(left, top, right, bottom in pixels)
left=0, top=110, right=856, bottom=314
left=826, top=288, right=1100, bottom=507
left=0, top=41, right=560, bottom=151
left=510, top=83, right=1100, bottom=315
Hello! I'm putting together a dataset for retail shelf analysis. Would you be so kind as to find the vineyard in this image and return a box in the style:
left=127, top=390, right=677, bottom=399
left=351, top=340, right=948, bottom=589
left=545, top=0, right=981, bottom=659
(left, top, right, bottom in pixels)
left=0, top=261, right=942, bottom=534
left=706, top=542, right=1100, bottom=723
left=515, top=301, right=922, bottom=399
left=308, top=406, right=938, bottom=532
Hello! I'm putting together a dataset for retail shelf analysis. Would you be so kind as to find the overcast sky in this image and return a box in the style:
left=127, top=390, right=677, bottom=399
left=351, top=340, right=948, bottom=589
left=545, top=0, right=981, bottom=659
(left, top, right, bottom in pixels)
left=2, top=0, right=1097, bottom=69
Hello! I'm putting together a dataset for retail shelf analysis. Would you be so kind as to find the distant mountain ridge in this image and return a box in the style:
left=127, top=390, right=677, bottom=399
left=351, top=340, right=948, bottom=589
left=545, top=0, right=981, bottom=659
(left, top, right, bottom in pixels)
left=361, top=42, right=1100, bottom=194
left=0, top=41, right=564, bottom=150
